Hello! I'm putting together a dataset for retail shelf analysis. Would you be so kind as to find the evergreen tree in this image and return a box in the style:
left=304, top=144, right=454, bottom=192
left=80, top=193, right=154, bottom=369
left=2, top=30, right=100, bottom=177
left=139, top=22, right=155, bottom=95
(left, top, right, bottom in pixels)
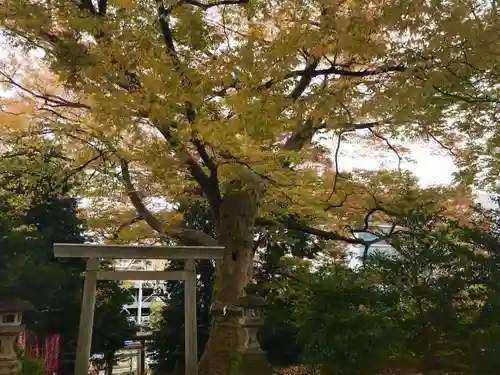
left=0, top=143, right=135, bottom=375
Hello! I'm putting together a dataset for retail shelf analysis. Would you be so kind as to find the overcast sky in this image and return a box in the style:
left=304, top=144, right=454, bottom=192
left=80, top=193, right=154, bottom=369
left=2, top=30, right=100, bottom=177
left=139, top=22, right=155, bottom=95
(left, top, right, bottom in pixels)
left=336, top=141, right=456, bottom=187
left=323, top=135, right=494, bottom=208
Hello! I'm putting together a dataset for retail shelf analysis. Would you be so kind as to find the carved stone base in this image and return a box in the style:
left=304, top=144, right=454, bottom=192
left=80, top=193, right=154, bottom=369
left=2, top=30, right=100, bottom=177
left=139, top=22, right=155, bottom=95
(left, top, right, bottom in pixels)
left=0, top=329, right=23, bottom=375
left=0, top=359, right=21, bottom=375
left=0, top=299, right=33, bottom=375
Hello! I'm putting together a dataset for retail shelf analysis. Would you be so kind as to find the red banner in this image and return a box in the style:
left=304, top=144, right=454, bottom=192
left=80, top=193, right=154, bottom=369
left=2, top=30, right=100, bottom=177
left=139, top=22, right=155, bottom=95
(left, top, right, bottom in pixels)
left=18, top=331, right=26, bottom=350
left=19, top=331, right=60, bottom=374
left=43, top=334, right=60, bottom=374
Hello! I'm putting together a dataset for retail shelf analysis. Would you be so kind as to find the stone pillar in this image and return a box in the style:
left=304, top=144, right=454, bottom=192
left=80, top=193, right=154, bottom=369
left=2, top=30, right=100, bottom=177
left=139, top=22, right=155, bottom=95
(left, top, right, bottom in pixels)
left=234, top=295, right=272, bottom=375
left=0, top=300, right=34, bottom=375
left=208, top=304, right=244, bottom=375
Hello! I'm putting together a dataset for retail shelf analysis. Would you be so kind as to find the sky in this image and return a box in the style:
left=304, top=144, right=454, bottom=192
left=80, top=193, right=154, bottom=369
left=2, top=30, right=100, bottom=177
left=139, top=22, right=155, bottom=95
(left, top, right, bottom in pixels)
left=323, top=135, right=494, bottom=208
left=335, top=141, right=457, bottom=187
left=335, top=138, right=494, bottom=267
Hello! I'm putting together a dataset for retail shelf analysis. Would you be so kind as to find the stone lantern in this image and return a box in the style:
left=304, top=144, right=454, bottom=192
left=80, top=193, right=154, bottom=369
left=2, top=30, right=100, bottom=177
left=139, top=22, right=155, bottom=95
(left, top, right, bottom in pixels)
left=0, top=299, right=34, bottom=375
left=235, top=294, right=272, bottom=375
left=237, top=295, right=266, bottom=353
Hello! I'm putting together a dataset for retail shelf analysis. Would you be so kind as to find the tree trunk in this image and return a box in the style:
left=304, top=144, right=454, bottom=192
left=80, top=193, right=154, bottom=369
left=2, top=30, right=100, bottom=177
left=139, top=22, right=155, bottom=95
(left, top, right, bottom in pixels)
left=104, top=353, right=114, bottom=375
left=198, top=173, right=265, bottom=375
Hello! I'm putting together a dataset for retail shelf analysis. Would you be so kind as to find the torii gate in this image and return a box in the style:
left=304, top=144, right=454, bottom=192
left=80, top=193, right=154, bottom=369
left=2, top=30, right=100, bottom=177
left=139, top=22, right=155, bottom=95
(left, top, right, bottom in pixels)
left=54, top=243, right=225, bottom=375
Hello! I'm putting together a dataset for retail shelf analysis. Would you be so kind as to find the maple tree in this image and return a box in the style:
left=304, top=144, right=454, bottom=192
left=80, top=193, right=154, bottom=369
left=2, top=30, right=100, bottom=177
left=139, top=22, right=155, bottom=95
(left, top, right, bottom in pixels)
left=0, top=0, right=497, bottom=374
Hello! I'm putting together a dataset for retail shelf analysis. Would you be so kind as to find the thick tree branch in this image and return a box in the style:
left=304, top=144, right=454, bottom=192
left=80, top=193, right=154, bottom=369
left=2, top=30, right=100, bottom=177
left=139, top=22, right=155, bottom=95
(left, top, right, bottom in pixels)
left=184, top=0, right=249, bottom=10
left=183, top=147, right=222, bottom=216
left=255, top=217, right=385, bottom=246
left=283, top=118, right=319, bottom=151
left=257, top=63, right=406, bottom=93
left=68, top=2, right=219, bottom=216
left=119, top=159, right=219, bottom=246
left=80, top=0, right=96, bottom=13
left=192, top=139, right=218, bottom=173
left=283, top=120, right=383, bottom=152
left=146, top=6, right=218, bottom=210
left=344, top=121, right=381, bottom=131
left=155, top=3, right=223, bottom=217
left=257, top=203, right=400, bottom=251
left=156, top=1, right=196, bottom=95
left=289, top=57, right=320, bottom=100
left=157, top=2, right=181, bottom=65
left=282, top=55, right=395, bottom=152
left=120, top=159, right=167, bottom=233
left=97, top=0, right=107, bottom=15
left=110, top=216, right=144, bottom=240
left=290, top=64, right=405, bottom=79
left=156, top=125, right=222, bottom=216
left=155, top=3, right=220, bottom=215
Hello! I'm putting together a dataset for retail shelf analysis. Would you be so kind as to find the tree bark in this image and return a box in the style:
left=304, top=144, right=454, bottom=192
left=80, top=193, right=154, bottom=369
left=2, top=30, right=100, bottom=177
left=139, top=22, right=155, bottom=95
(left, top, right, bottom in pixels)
left=198, top=173, right=266, bottom=375
left=104, top=354, right=114, bottom=375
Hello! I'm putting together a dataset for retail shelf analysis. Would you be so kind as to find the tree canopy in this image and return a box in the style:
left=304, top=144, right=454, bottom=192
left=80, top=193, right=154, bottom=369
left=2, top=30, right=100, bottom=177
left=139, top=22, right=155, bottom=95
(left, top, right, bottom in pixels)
left=0, top=0, right=489, bottom=240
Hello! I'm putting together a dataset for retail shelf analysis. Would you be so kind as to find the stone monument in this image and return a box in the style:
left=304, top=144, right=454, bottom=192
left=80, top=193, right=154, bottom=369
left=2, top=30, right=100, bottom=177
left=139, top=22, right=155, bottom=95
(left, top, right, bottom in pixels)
left=234, top=294, right=272, bottom=375
left=0, top=299, right=34, bottom=375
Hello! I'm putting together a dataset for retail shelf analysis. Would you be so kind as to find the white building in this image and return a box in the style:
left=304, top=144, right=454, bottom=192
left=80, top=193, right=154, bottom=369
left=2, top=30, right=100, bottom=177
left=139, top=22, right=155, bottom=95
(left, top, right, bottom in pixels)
left=114, top=259, right=166, bottom=327
left=349, top=224, right=396, bottom=268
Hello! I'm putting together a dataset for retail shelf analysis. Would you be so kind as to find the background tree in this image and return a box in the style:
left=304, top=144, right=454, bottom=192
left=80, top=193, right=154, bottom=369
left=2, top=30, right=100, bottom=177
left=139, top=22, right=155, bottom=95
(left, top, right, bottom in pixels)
left=0, top=141, right=137, bottom=375
left=365, top=207, right=476, bottom=372
left=259, top=200, right=500, bottom=375
left=451, top=197, right=500, bottom=375
left=91, top=281, right=137, bottom=375
left=149, top=200, right=217, bottom=374
left=295, top=264, right=406, bottom=375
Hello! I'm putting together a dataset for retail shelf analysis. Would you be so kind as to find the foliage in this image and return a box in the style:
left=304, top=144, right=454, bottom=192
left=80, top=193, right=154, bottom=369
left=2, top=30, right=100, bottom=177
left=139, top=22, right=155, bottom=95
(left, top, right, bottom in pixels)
left=0, top=142, right=137, bottom=374
left=147, top=301, right=165, bottom=329
left=298, top=267, right=406, bottom=375
left=274, top=202, right=500, bottom=375
left=363, top=203, right=499, bottom=372
left=258, top=257, right=318, bottom=367
left=91, top=281, right=137, bottom=373
left=21, top=357, right=45, bottom=375
left=0, top=0, right=486, bottom=254
left=0, top=143, right=88, bottom=375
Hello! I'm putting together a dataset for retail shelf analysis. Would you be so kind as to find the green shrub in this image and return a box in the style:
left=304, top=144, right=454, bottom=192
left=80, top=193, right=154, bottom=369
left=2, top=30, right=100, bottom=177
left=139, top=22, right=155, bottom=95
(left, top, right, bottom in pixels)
left=21, top=358, right=44, bottom=375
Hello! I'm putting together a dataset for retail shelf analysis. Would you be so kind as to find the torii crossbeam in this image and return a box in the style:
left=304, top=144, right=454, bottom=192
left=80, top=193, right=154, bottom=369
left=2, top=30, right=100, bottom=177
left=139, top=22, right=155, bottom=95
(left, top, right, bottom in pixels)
left=54, top=243, right=225, bottom=375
